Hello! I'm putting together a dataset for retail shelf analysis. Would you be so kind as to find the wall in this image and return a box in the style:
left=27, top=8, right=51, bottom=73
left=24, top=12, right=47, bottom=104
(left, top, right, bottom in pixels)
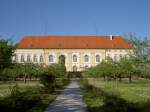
left=14, top=48, right=133, bottom=72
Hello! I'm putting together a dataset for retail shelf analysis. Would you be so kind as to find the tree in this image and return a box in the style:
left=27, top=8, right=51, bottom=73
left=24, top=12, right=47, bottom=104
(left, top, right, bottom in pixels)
left=84, top=66, right=98, bottom=78
left=2, top=68, right=18, bottom=81
left=51, top=63, right=66, bottom=78
left=0, top=39, right=15, bottom=70
left=39, top=66, right=56, bottom=93
left=118, top=57, right=138, bottom=83
left=18, top=63, right=38, bottom=83
left=25, top=63, right=42, bottom=80
left=84, top=61, right=114, bottom=81
left=114, top=62, right=123, bottom=82
left=139, top=61, right=150, bottom=80
left=128, top=34, right=150, bottom=61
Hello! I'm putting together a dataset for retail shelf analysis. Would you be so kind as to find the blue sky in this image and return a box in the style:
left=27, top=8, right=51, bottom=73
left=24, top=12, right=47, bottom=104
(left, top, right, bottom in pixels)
left=0, top=0, right=150, bottom=43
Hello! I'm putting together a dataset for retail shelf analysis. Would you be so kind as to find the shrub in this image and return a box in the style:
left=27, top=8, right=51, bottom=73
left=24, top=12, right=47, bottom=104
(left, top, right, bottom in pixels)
left=55, top=78, right=70, bottom=88
left=39, top=66, right=56, bottom=93
left=0, top=85, right=41, bottom=112
left=39, top=63, right=67, bottom=93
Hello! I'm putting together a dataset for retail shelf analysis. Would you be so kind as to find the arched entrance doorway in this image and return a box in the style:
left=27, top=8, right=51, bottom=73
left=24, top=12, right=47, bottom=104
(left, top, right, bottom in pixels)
left=58, top=55, right=66, bottom=65
left=72, top=65, right=78, bottom=78
left=73, top=65, right=77, bottom=72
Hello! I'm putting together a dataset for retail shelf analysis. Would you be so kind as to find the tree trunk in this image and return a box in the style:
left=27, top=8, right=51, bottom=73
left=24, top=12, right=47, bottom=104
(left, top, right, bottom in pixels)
left=119, top=75, right=122, bottom=82
left=103, top=76, right=106, bottom=81
left=24, top=75, right=27, bottom=83
left=145, top=76, right=148, bottom=81
left=129, top=74, right=132, bottom=83
left=13, top=77, right=16, bottom=81
left=30, top=76, right=32, bottom=81
left=114, top=75, right=116, bottom=81
left=107, top=76, right=111, bottom=81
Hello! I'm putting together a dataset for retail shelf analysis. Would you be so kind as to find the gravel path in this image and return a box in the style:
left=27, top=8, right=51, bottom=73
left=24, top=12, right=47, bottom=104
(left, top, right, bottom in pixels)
left=45, top=79, right=87, bottom=112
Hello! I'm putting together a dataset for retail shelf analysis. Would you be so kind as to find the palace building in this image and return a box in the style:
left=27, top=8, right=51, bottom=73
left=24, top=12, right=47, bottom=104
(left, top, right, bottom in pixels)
left=13, top=35, right=133, bottom=72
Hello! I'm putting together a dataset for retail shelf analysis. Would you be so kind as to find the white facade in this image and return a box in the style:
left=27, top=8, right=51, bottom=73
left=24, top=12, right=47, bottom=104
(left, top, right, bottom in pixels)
left=13, top=48, right=133, bottom=72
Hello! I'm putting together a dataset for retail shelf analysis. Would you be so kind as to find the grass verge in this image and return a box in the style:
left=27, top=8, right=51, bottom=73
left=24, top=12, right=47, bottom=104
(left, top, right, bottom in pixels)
left=0, top=81, right=57, bottom=112
left=80, top=78, right=150, bottom=112
left=0, top=78, right=70, bottom=112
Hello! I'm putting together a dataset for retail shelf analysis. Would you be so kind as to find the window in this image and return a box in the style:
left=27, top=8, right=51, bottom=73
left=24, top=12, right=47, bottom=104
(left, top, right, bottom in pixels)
left=27, top=55, right=31, bottom=62
left=33, top=55, right=37, bottom=62
left=21, top=55, right=24, bottom=62
left=114, top=54, right=117, bottom=61
left=96, top=55, right=100, bottom=62
left=40, top=55, right=43, bottom=63
left=85, top=65, right=89, bottom=69
left=73, top=55, right=77, bottom=62
left=120, top=54, right=123, bottom=58
left=84, top=55, right=89, bottom=62
left=49, top=55, right=54, bottom=62
left=14, top=54, right=18, bottom=62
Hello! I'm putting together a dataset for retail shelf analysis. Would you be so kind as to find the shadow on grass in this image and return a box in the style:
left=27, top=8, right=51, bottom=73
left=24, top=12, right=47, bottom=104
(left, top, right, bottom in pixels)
left=81, top=81, right=150, bottom=112
left=0, top=89, right=58, bottom=112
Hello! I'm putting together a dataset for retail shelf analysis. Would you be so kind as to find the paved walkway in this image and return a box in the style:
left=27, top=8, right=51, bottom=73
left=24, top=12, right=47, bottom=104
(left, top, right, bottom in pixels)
left=45, top=79, right=87, bottom=112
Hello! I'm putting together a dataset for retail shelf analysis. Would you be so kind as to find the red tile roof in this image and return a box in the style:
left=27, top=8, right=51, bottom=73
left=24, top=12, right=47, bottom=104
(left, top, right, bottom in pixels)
left=17, top=36, right=133, bottom=49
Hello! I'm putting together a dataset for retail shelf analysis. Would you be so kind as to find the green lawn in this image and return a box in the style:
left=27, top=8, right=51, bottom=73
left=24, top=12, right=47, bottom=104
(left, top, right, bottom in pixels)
left=0, top=81, right=58, bottom=112
left=0, top=81, right=41, bottom=97
left=88, top=78, right=150, bottom=103
left=81, top=78, right=150, bottom=112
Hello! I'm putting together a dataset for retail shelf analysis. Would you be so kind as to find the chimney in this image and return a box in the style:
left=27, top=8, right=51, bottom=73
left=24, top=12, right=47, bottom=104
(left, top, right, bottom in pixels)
left=110, top=35, right=113, bottom=40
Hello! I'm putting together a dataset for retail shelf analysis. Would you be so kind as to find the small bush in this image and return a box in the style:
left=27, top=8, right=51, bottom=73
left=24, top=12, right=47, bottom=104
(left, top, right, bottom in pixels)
left=39, top=63, right=68, bottom=93
left=40, top=71, right=56, bottom=93
left=55, top=78, right=70, bottom=89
